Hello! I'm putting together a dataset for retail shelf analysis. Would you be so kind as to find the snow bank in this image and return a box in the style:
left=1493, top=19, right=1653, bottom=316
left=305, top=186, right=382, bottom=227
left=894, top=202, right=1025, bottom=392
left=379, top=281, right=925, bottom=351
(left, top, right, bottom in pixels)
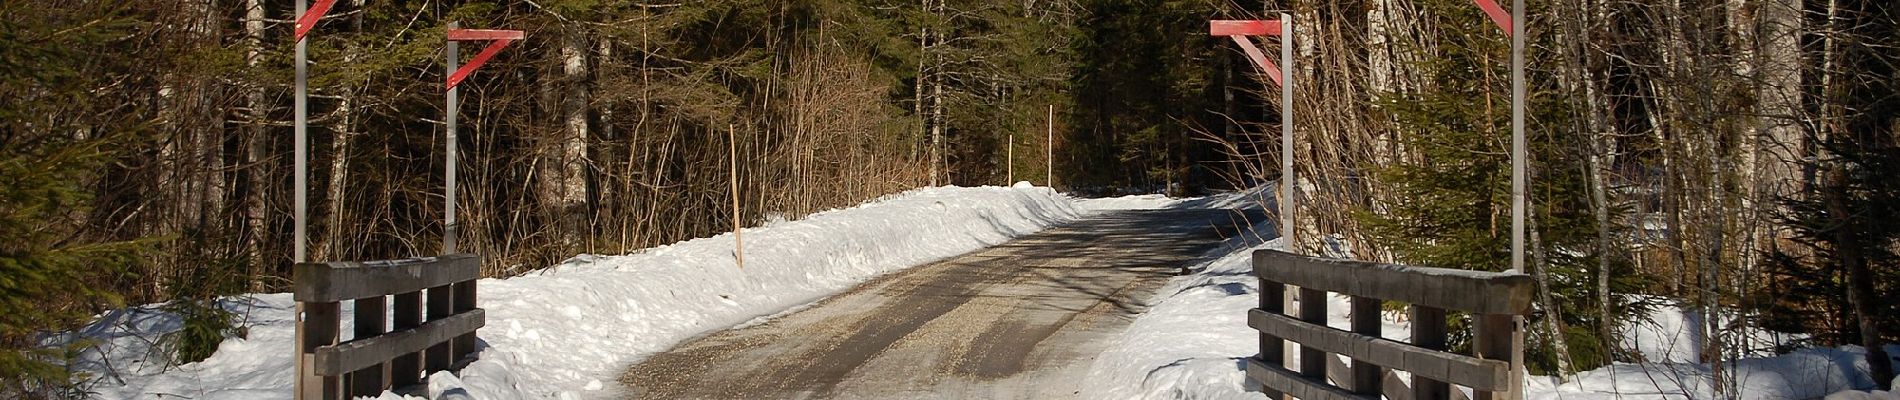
left=1076, top=194, right=1189, bottom=211
left=65, top=186, right=1080, bottom=399
left=1620, top=297, right=1806, bottom=363
left=1528, top=344, right=1883, bottom=400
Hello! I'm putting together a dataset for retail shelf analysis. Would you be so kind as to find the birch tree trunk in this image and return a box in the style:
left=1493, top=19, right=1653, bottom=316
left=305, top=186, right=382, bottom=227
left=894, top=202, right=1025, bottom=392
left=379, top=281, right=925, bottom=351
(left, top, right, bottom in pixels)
left=1754, top=0, right=1803, bottom=249
left=541, top=27, right=591, bottom=248
left=243, top=0, right=270, bottom=290
left=928, top=0, right=945, bottom=187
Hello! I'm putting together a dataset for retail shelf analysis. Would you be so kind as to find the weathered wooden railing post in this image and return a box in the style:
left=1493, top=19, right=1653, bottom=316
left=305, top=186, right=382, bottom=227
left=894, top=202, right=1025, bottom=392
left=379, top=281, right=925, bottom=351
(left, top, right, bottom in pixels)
left=1297, top=286, right=1326, bottom=387
left=349, top=294, right=386, bottom=394
left=1247, top=250, right=1531, bottom=400
left=299, top=301, right=340, bottom=399
left=1473, top=314, right=1521, bottom=400
left=1257, top=276, right=1286, bottom=398
left=1349, top=295, right=1382, bottom=397
left=391, top=290, right=423, bottom=387
left=453, top=279, right=478, bottom=358
left=1412, top=305, right=1451, bottom=400
left=425, top=283, right=453, bottom=371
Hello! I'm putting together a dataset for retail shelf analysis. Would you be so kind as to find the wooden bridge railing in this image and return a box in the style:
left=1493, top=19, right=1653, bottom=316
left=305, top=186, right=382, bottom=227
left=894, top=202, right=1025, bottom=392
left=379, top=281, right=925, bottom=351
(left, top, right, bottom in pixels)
left=294, top=253, right=485, bottom=400
left=1248, top=250, right=1531, bottom=400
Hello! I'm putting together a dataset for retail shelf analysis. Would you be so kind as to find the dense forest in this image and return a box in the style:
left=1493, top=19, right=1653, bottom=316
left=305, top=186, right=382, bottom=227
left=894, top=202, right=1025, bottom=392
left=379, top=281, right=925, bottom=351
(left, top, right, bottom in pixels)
left=2, top=0, right=1896, bottom=397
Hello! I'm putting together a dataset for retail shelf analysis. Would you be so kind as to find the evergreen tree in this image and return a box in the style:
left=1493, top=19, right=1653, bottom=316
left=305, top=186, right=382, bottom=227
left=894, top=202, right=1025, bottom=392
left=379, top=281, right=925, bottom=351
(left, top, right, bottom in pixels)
left=1356, top=0, right=1645, bottom=374
left=1762, top=0, right=1900, bottom=387
left=0, top=4, right=150, bottom=396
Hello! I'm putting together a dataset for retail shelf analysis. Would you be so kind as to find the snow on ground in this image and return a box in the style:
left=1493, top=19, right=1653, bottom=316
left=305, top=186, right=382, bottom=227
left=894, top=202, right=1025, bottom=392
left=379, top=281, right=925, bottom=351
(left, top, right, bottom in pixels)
left=1619, top=297, right=1807, bottom=363
left=62, top=185, right=1082, bottom=400
left=1076, top=194, right=1189, bottom=211
left=1081, top=187, right=1895, bottom=400
left=1074, top=185, right=1276, bottom=212
left=1525, top=344, right=1892, bottom=400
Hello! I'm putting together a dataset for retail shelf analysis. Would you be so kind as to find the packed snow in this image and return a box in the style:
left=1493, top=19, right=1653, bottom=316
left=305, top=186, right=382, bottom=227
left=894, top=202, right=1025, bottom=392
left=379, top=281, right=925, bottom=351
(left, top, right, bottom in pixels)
left=62, top=185, right=1081, bottom=399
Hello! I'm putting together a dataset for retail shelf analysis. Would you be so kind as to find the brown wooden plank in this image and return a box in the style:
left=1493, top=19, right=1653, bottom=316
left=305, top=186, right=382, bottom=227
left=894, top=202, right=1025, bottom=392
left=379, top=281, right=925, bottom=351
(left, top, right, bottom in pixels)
left=1411, top=306, right=1452, bottom=400
left=312, top=309, right=485, bottom=376
left=1248, top=309, right=1513, bottom=391
left=390, top=291, right=423, bottom=387
left=1350, top=295, right=1383, bottom=396
left=1246, top=357, right=1376, bottom=400
left=1256, top=280, right=1286, bottom=398
left=1472, top=314, right=1519, bottom=400
left=299, top=302, right=341, bottom=400
left=348, top=296, right=387, bottom=396
left=424, top=285, right=454, bottom=373
left=294, top=253, right=481, bottom=302
left=1298, top=287, right=1327, bottom=381
left=1251, top=250, right=1533, bottom=315
left=452, top=280, right=478, bottom=359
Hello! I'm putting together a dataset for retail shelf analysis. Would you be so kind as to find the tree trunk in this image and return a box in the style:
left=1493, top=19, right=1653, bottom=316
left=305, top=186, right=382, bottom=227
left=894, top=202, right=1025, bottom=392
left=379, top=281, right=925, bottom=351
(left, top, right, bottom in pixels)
left=243, top=0, right=270, bottom=290
left=919, top=0, right=935, bottom=187
left=1531, top=207, right=1578, bottom=378
left=1828, top=163, right=1893, bottom=389
left=542, top=27, right=591, bottom=249
left=928, top=0, right=945, bottom=188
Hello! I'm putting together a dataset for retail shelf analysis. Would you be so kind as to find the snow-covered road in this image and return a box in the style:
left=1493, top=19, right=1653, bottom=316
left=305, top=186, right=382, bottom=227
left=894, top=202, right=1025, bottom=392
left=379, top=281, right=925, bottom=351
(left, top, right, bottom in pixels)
left=618, top=208, right=1265, bottom=399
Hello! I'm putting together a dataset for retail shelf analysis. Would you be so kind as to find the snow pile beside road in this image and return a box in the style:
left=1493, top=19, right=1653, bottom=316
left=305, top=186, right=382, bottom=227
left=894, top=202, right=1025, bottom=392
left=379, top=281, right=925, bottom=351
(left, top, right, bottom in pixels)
left=65, top=185, right=1080, bottom=400
left=1076, top=194, right=1188, bottom=211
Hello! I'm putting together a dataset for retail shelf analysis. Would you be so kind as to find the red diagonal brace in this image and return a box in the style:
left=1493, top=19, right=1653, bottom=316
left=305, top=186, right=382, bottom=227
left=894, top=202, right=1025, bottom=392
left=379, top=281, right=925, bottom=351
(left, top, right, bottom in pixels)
left=1472, top=0, right=1514, bottom=35
left=1209, top=20, right=1286, bottom=87
left=1229, top=36, right=1283, bottom=86
left=294, top=0, right=338, bottom=42
left=446, top=29, right=525, bottom=90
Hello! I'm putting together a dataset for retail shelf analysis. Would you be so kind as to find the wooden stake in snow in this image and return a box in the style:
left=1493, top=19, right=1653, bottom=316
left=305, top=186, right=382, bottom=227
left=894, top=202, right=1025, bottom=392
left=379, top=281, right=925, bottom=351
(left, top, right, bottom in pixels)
left=1046, top=105, right=1054, bottom=188
left=1008, top=134, right=1015, bottom=185
left=730, top=124, right=744, bottom=269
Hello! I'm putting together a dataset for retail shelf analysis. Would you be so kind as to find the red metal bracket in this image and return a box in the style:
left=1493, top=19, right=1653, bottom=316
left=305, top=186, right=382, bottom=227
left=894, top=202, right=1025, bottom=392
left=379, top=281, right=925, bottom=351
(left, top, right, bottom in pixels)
left=1209, top=20, right=1284, bottom=37
left=1472, top=0, right=1514, bottom=35
left=446, top=29, right=526, bottom=90
left=294, top=0, right=338, bottom=42
left=1209, top=20, right=1286, bottom=86
left=447, top=29, right=526, bottom=41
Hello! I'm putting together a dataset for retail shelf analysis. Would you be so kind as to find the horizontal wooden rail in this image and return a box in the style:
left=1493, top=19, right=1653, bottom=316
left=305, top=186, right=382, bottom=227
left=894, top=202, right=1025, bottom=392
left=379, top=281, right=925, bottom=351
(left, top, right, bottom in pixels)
left=313, top=309, right=485, bottom=375
left=1247, top=250, right=1530, bottom=400
left=1247, top=309, right=1511, bottom=391
left=1252, top=250, right=1533, bottom=315
left=1246, top=358, right=1374, bottom=400
left=294, top=253, right=480, bottom=302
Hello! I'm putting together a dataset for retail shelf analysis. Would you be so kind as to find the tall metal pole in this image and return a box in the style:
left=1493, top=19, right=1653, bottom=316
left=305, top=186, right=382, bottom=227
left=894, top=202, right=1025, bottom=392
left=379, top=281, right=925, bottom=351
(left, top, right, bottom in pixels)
left=1047, top=105, right=1054, bottom=188
left=1509, top=0, right=1526, bottom=275
left=445, top=22, right=460, bottom=255
left=1280, top=13, right=1296, bottom=253
left=294, top=0, right=309, bottom=263
left=1508, top=1, right=1528, bottom=399
left=291, top=3, right=309, bottom=399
